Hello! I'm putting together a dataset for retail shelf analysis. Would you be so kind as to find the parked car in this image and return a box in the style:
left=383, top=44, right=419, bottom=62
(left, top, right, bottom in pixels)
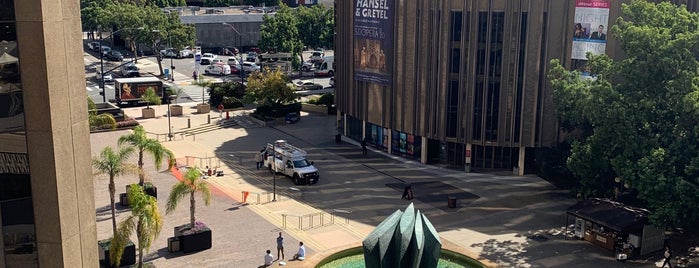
left=179, top=49, right=193, bottom=58
left=285, top=112, right=300, bottom=124
left=201, top=53, right=216, bottom=65
left=241, top=61, right=260, bottom=73
left=228, top=57, right=240, bottom=67
left=211, top=59, right=224, bottom=65
left=100, top=46, right=112, bottom=57
left=88, top=41, right=101, bottom=51
left=160, top=49, right=178, bottom=58
left=329, top=77, right=335, bottom=87
left=204, top=64, right=232, bottom=76
left=293, top=80, right=323, bottom=91
left=120, top=63, right=140, bottom=77
left=96, top=71, right=113, bottom=83
left=106, top=50, right=123, bottom=61
left=310, top=50, right=324, bottom=61
left=302, top=60, right=317, bottom=71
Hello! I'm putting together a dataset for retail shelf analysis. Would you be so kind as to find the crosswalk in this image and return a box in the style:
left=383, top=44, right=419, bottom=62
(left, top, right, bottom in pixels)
left=86, top=84, right=113, bottom=92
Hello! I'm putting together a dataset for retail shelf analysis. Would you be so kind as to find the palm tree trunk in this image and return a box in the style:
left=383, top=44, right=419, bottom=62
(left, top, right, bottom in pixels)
left=138, top=150, right=145, bottom=185
left=190, top=191, right=195, bottom=227
left=109, top=177, right=117, bottom=236
left=137, top=221, right=143, bottom=268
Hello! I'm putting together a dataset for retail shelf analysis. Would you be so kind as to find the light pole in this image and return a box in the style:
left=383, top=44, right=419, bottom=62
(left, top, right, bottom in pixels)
left=99, top=27, right=144, bottom=102
left=167, top=94, right=173, bottom=141
left=272, top=143, right=276, bottom=201
left=169, top=34, right=175, bottom=82
left=222, top=23, right=245, bottom=82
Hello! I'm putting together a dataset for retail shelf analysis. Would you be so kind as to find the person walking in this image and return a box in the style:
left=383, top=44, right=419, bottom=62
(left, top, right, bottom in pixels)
left=276, top=232, right=285, bottom=260
left=361, top=138, right=368, bottom=156
left=217, top=103, right=224, bottom=118
left=661, top=245, right=673, bottom=268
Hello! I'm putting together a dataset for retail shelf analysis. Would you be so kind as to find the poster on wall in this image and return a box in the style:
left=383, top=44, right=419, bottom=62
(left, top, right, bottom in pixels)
left=571, top=0, right=609, bottom=60
left=353, top=0, right=393, bottom=86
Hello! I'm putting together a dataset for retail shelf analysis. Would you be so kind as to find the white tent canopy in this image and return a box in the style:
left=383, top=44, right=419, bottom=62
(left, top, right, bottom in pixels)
left=0, top=52, right=18, bottom=65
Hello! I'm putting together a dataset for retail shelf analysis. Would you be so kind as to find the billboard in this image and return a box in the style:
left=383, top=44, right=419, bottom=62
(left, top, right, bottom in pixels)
left=353, top=0, right=393, bottom=86
left=571, top=0, right=610, bottom=60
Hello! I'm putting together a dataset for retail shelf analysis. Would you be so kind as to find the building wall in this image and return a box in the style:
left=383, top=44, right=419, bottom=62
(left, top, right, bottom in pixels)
left=336, top=0, right=634, bottom=171
left=0, top=0, right=98, bottom=266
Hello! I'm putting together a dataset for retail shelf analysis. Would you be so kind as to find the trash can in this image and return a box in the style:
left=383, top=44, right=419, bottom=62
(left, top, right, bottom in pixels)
left=335, top=134, right=341, bottom=143
left=120, top=193, right=130, bottom=207
left=448, top=197, right=457, bottom=208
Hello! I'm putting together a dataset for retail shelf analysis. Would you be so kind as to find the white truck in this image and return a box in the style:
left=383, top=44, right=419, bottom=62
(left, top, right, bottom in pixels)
left=263, top=140, right=319, bottom=185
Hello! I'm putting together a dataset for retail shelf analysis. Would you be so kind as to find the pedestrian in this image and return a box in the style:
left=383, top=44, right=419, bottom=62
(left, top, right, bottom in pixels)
left=276, top=232, right=285, bottom=260
left=257, top=148, right=266, bottom=170
left=264, top=249, right=274, bottom=266
left=217, top=103, right=224, bottom=118
left=361, top=138, right=368, bottom=155
left=192, top=70, right=198, bottom=82
left=661, top=245, right=673, bottom=268
left=293, top=241, right=305, bottom=260
left=206, top=166, right=212, bottom=177
left=402, top=185, right=414, bottom=200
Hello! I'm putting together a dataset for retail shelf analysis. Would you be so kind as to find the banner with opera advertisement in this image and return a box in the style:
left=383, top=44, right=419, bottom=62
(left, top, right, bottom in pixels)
left=353, top=0, right=393, bottom=86
left=571, top=0, right=609, bottom=60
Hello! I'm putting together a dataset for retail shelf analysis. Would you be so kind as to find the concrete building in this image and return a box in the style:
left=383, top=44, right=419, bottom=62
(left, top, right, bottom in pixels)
left=0, top=0, right=97, bottom=267
left=335, top=0, right=698, bottom=174
left=177, top=6, right=267, bottom=53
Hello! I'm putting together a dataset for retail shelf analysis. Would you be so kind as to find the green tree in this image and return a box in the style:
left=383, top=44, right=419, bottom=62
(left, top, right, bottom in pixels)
left=118, top=126, right=175, bottom=186
left=548, top=0, right=699, bottom=229
left=208, top=81, right=246, bottom=108
left=296, top=5, right=334, bottom=51
left=166, top=168, right=212, bottom=228
left=92, top=146, right=137, bottom=237
left=87, top=97, right=117, bottom=131
left=111, top=186, right=162, bottom=268
left=140, top=87, right=162, bottom=109
left=243, top=67, right=297, bottom=109
left=258, top=3, right=303, bottom=66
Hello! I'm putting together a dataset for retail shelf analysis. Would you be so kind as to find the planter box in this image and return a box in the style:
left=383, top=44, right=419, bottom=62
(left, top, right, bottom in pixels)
left=98, top=239, right=136, bottom=268
left=168, top=237, right=180, bottom=252
left=123, top=184, right=157, bottom=205
left=141, top=108, right=155, bottom=118
left=170, top=105, right=183, bottom=116
left=119, top=193, right=129, bottom=207
left=179, top=229, right=212, bottom=253
left=196, top=103, right=210, bottom=114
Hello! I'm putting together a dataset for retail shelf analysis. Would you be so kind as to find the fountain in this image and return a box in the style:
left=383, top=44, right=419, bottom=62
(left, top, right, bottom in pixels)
left=316, top=203, right=488, bottom=268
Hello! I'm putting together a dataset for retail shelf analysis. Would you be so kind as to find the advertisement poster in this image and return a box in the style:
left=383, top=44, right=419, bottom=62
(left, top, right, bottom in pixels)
left=571, top=0, right=609, bottom=60
left=353, top=0, right=393, bottom=86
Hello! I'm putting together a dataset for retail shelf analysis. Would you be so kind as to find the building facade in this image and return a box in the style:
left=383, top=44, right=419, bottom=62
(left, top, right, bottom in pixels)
left=335, top=0, right=642, bottom=174
left=0, top=0, right=98, bottom=266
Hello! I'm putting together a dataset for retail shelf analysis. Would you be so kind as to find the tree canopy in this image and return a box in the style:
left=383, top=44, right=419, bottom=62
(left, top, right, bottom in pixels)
left=243, top=67, right=297, bottom=108
left=259, top=4, right=304, bottom=66
left=548, top=0, right=699, bottom=230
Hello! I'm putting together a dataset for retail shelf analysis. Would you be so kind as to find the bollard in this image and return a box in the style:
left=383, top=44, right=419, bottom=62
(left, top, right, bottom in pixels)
left=187, top=118, right=191, bottom=128
left=226, top=111, right=230, bottom=120
left=207, top=115, right=211, bottom=124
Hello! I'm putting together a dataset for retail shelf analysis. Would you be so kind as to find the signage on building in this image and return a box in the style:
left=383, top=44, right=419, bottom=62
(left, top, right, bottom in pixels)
left=571, top=0, right=610, bottom=60
left=353, top=0, right=394, bottom=86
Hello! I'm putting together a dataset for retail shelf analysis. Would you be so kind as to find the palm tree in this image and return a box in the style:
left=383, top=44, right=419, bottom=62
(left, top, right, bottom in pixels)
left=111, top=186, right=162, bottom=268
left=118, top=125, right=175, bottom=185
left=166, top=168, right=211, bottom=227
left=92, top=146, right=136, bottom=236
left=88, top=97, right=117, bottom=130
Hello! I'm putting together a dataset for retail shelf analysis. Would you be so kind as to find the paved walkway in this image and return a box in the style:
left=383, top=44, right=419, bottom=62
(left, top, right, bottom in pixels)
left=91, top=72, right=670, bottom=267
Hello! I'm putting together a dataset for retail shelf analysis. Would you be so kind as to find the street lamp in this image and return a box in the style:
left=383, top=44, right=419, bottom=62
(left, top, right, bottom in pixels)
left=167, top=94, right=173, bottom=141
left=222, top=23, right=245, bottom=82
left=169, top=34, right=175, bottom=82
left=272, top=142, right=276, bottom=201
left=99, top=26, right=144, bottom=102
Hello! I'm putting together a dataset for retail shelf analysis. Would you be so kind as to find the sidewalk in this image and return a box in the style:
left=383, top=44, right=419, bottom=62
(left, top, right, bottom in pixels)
left=108, top=101, right=664, bottom=268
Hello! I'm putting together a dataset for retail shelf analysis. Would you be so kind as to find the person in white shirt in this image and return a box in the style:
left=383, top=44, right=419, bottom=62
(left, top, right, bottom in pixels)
left=264, top=249, right=274, bottom=266
left=293, top=241, right=306, bottom=260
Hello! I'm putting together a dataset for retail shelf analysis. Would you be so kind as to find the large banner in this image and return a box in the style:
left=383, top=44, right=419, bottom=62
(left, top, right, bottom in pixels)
left=571, top=0, right=609, bottom=60
left=353, top=0, right=393, bottom=86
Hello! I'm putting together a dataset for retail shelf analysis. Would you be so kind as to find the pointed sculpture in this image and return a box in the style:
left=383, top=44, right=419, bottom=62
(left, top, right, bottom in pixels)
left=363, top=203, right=442, bottom=268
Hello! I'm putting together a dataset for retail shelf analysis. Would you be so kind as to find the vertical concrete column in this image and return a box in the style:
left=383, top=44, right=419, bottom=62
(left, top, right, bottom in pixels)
left=387, top=129, right=392, bottom=155
left=421, top=137, right=428, bottom=164
left=518, top=147, right=526, bottom=176
left=15, top=0, right=98, bottom=266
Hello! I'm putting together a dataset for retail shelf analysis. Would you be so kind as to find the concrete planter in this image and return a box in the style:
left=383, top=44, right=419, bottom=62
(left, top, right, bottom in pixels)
left=141, top=107, right=155, bottom=118
left=98, top=239, right=136, bottom=268
left=196, top=103, right=210, bottom=114
left=170, top=105, right=183, bottom=116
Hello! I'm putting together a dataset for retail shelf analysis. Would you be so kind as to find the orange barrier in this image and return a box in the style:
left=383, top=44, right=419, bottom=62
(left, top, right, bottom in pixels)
left=243, top=191, right=249, bottom=203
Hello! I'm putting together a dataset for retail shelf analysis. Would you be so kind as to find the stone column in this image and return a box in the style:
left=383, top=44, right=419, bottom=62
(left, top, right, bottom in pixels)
left=15, top=0, right=98, bottom=266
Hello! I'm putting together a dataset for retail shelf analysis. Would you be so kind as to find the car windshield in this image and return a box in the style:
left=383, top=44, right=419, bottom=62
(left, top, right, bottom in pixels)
left=293, top=159, right=311, bottom=168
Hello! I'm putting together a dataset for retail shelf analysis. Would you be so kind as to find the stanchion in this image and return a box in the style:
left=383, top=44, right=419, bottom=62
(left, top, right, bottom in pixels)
left=187, top=118, right=191, bottom=128
left=226, top=111, right=230, bottom=120
left=207, top=115, right=211, bottom=124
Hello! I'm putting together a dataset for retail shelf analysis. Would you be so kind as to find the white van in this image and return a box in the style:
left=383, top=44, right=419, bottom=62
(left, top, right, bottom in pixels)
left=313, top=56, right=334, bottom=77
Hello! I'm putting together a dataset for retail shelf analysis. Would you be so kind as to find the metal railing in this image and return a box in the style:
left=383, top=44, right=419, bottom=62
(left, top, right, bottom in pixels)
left=184, top=155, right=221, bottom=169
left=241, top=191, right=283, bottom=204
left=281, top=209, right=352, bottom=230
